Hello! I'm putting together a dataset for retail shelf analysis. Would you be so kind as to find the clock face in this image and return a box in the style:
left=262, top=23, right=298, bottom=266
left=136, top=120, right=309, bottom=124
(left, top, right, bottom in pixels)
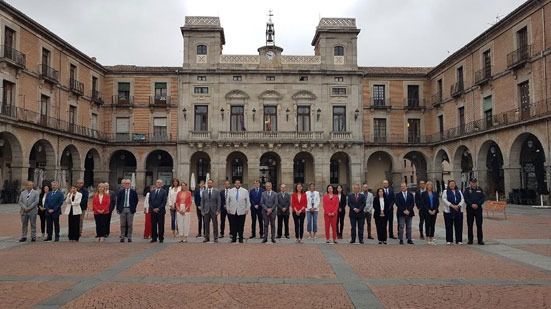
left=266, top=51, right=275, bottom=60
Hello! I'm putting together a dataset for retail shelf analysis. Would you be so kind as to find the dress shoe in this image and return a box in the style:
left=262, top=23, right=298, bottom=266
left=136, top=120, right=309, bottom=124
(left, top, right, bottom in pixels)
left=214, top=239, right=218, bottom=243
left=285, top=236, right=290, bottom=239
left=159, top=240, right=164, bottom=243
left=249, top=235, right=256, bottom=239
left=127, top=239, right=132, bottom=243
left=150, top=239, right=157, bottom=243
left=399, top=240, right=404, bottom=245
left=18, top=238, right=26, bottom=242
left=359, top=241, right=365, bottom=244
left=196, top=234, right=202, bottom=238
left=203, top=239, right=209, bottom=243
left=262, top=239, right=268, bottom=243
left=368, top=236, right=374, bottom=240
left=44, top=238, right=52, bottom=242
left=407, top=240, right=414, bottom=245
left=378, top=241, right=383, bottom=244
left=31, top=238, right=36, bottom=242
left=276, top=236, right=282, bottom=239
left=467, top=241, right=474, bottom=245
left=391, top=236, right=397, bottom=239
left=54, top=238, right=59, bottom=242
left=349, top=240, right=356, bottom=244
left=271, top=239, right=276, bottom=243
left=478, top=241, right=485, bottom=245
left=231, top=239, right=237, bottom=243
left=238, top=239, right=244, bottom=243
left=219, top=234, right=224, bottom=238
left=121, top=238, right=125, bottom=243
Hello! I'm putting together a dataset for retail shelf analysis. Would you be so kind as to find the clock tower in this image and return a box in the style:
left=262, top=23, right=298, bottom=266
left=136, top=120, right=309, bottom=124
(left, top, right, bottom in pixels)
left=258, top=10, right=283, bottom=65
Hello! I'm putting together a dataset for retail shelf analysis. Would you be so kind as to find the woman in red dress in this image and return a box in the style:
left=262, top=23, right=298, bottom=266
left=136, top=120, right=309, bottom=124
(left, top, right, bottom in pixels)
left=323, top=185, right=339, bottom=244
left=143, top=186, right=152, bottom=239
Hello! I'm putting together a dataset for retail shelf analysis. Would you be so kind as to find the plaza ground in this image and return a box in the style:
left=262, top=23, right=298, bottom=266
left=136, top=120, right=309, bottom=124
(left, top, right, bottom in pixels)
left=0, top=202, right=550, bottom=308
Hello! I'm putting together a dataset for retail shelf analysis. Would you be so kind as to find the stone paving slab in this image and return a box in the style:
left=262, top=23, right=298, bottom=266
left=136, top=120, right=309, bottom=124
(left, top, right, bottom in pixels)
left=0, top=281, right=72, bottom=309
left=513, top=245, right=551, bottom=258
left=61, top=282, right=354, bottom=309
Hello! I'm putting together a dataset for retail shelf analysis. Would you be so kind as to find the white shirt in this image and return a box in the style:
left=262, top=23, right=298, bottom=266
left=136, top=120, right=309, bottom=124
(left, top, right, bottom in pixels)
left=306, top=191, right=320, bottom=211
left=379, top=197, right=385, bottom=212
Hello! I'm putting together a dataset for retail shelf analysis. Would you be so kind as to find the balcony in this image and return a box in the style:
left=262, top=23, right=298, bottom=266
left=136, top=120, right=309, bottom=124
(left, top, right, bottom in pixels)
left=40, top=64, right=59, bottom=84
left=0, top=45, right=26, bottom=69
left=149, top=95, right=172, bottom=107
left=218, top=131, right=324, bottom=142
left=404, top=98, right=426, bottom=111
left=0, top=105, right=103, bottom=140
left=107, top=133, right=175, bottom=143
left=507, top=45, right=531, bottom=70
left=69, top=79, right=84, bottom=96
left=365, top=134, right=427, bottom=145
left=189, top=131, right=211, bottom=140
left=427, top=99, right=551, bottom=143
left=111, top=95, right=134, bottom=107
left=431, top=93, right=443, bottom=108
left=450, top=82, right=464, bottom=98
left=474, top=66, right=493, bottom=86
left=370, top=98, right=392, bottom=111
left=91, top=90, right=104, bottom=106
left=330, top=131, right=353, bottom=141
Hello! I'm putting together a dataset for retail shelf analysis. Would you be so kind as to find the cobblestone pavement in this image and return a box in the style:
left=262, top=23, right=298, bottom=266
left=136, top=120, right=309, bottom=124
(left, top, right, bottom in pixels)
left=0, top=202, right=549, bottom=308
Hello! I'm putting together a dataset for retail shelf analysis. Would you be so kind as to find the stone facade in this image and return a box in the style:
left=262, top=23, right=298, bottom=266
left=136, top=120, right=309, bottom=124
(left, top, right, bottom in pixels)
left=0, top=0, right=549, bottom=203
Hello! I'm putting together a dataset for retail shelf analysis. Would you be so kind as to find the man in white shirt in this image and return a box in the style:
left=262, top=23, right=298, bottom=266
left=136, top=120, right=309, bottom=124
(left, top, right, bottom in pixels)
left=362, top=183, right=374, bottom=240
left=306, top=183, right=320, bottom=240
left=226, top=180, right=250, bottom=243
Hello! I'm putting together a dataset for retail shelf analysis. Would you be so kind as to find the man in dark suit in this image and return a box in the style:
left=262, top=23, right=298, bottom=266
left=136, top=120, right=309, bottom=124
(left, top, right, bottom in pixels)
left=276, top=183, right=291, bottom=239
left=44, top=181, right=64, bottom=241
left=463, top=178, right=485, bottom=245
left=382, top=180, right=396, bottom=239
left=414, top=180, right=426, bottom=240
left=201, top=179, right=221, bottom=243
left=105, top=182, right=117, bottom=237
left=116, top=178, right=139, bottom=242
left=260, top=182, right=278, bottom=243
left=149, top=179, right=168, bottom=243
left=193, top=180, right=205, bottom=237
left=249, top=180, right=264, bottom=239
left=395, top=182, right=415, bottom=245
left=219, top=180, right=230, bottom=238
left=348, top=184, right=367, bottom=244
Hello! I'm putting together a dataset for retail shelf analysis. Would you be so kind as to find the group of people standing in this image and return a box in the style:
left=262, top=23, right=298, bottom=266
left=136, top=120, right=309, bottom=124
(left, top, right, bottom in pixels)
left=18, top=176, right=486, bottom=247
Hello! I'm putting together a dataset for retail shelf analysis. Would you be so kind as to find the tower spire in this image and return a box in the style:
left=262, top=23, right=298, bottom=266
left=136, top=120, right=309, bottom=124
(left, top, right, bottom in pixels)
left=266, top=10, right=275, bottom=46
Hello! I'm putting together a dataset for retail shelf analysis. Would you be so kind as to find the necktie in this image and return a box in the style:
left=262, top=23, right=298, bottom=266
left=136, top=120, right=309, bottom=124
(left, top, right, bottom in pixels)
left=236, top=189, right=239, bottom=201
left=208, top=189, right=212, bottom=198
left=385, top=188, right=388, bottom=195
left=26, top=191, right=31, bottom=200
left=268, top=191, right=271, bottom=197
left=403, top=192, right=407, bottom=200
left=125, top=189, right=129, bottom=207
left=356, top=193, right=358, bottom=201
left=311, top=192, right=314, bottom=206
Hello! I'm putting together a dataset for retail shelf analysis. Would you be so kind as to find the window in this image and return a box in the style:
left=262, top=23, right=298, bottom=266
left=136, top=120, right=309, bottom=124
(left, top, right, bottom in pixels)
left=41, top=48, right=50, bottom=68
left=458, top=107, right=465, bottom=133
left=40, top=95, right=49, bottom=125
left=91, top=113, right=98, bottom=131
left=407, top=119, right=420, bottom=143
left=117, top=82, right=130, bottom=103
left=68, top=105, right=77, bottom=132
left=263, top=106, right=277, bottom=132
left=332, top=87, right=347, bottom=96
left=373, top=85, right=386, bottom=106
left=197, top=44, right=207, bottom=55
left=407, top=85, right=420, bottom=107
left=69, top=64, right=77, bottom=83
left=299, top=76, right=308, bottom=81
left=153, top=117, right=167, bottom=139
left=293, top=158, right=305, bottom=184
left=233, top=75, right=242, bottom=81
left=197, top=75, right=207, bottom=81
left=373, top=118, right=386, bottom=142
left=230, top=106, right=245, bottom=132
left=194, top=105, right=208, bottom=131
left=438, top=115, right=444, bottom=137
left=437, top=79, right=443, bottom=100
left=335, top=76, right=344, bottom=82
left=456, top=66, right=464, bottom=88
left=2, top=80, right=14, bottom=110
left=517, top=27, right=528, bottom=51
left=115, top=117, right=130, bottom=141
left=266, top=75, right=275, bottom=81
left=332, top=106, right=346, bottom=132
left=92, top=76, right=98, bottom=96
left=519, top=80, right=530, bottom=120
left=483, top=96, right=493, bottom=128
left=154, top=82, right=168, bottom=103
left=231, top=158, right=244, bottom=182
left=297, top=106, right=311, bottom=132
left=4, top=27, right=15, bottom=48
left=483, top=49, right=492, bottom=77
left=334, top=46, right=344, bottom=56
left=193, top=86, right=208, bottom=94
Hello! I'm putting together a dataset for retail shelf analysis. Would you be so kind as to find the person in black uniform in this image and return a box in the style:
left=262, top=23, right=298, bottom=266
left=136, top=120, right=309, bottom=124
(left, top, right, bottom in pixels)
left=463, top=178, right=485, bottom=245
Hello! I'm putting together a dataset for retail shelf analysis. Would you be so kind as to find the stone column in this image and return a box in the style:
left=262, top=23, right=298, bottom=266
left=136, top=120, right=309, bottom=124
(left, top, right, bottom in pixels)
left=12, top=163, right=29, bottom=189
left=280, top=148, right=294, bottom=188
left=135, top=169, right=146, bottom=194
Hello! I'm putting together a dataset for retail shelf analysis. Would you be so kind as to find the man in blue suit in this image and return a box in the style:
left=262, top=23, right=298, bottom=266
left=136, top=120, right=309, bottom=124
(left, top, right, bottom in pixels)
left=395, top=182, right=415, bottom=245
left=44, top=181, right=64, bottom=241
left=382, top=180, right=396, bottom=239
left=219, top=180, right=230, bottom=238
left=116, top=179, right=138, bottom=242
left=348, top=184, right=367, bottom=244
left=193, top=180, right=205, bottom=237
left=249, top=180, right=264, bottom=239
left=149, top=179, right=168, bottom=243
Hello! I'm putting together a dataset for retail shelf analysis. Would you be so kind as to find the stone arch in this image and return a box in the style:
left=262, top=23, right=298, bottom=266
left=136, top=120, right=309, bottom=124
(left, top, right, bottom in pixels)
left=59, top=144, right=81, bottom=188
left=293, top=151, right=315, bottom=185
left=366, top=151, right=393, bottom=188
left=329, top=151, right=351, bottom=186
left=226, top=151, right=248, bottom=184
left=259, top=151, right=281, bottom=188
left=109, top=150, right=137, bottom=189
left=453, top=145, right=474, bottom=190
left=28, top=139, right=56, bottom=186
left=0, top=131, right=23, bottom=199
left=225, top=89, right=250, bottom=101
left=84, top=148, right=101, bottom=188
left=509, top=132, right=547, bottom=196
left=145, top=149, right=174, bottom=188
left=291, top=90, right=317, bottom=101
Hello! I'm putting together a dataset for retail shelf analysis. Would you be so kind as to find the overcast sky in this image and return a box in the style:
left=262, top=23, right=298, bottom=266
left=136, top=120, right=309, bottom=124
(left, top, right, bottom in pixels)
left=7, top=0, right=527, bottom=67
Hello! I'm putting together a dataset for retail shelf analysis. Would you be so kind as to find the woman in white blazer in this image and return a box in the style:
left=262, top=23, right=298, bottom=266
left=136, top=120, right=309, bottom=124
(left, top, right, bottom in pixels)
left=64, top=185, right=82, bottom=242
left=306, top=183, right=321, bottom=240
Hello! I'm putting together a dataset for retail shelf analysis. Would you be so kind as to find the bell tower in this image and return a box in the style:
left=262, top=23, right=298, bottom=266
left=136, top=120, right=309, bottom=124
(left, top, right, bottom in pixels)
left=266, top=10, right=275, bottom=46
left=258, top=10, right=283, bottom=65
